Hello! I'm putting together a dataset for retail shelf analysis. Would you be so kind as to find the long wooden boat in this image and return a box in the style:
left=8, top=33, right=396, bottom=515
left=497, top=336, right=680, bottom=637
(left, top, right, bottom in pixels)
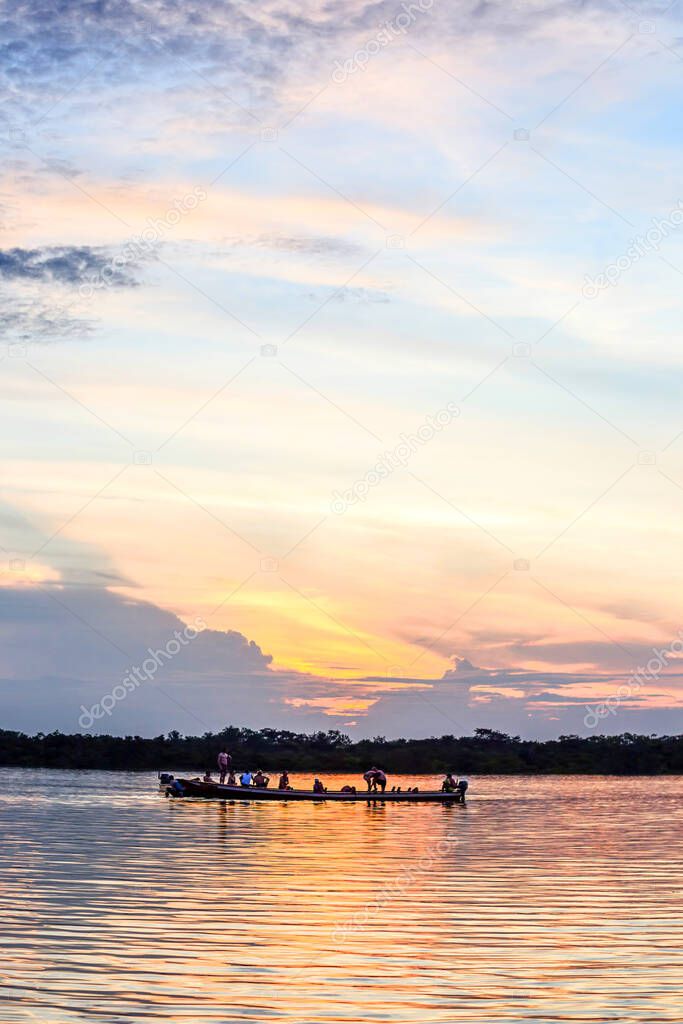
left=166, top=779, right=466, bottom=803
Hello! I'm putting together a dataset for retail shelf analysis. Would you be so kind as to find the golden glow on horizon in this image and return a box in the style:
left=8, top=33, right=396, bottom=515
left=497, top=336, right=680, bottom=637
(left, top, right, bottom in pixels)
left=5, top=12, right=683, bottom=737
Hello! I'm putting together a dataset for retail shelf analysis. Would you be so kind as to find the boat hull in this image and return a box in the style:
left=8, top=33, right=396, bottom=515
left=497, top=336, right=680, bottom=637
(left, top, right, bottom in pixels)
left=168, top=780, right=465, bottom=803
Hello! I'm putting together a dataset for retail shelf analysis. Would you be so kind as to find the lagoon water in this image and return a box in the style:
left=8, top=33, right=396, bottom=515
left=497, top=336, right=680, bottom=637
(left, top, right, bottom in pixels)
left=1, top=770, right=682, bottom=1023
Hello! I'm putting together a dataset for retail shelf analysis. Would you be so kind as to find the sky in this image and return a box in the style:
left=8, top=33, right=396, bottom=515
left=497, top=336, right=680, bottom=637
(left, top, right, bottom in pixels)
left=2, top=0, right=683, bottom=740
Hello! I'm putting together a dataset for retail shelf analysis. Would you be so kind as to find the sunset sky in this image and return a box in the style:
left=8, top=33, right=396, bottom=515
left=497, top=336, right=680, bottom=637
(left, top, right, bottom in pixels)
left=2, top=0, right=683, bottom=738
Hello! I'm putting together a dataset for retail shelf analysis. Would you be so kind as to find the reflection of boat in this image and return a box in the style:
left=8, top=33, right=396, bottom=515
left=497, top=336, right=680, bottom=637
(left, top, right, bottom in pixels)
left=165, top=779, right=466, bottom=803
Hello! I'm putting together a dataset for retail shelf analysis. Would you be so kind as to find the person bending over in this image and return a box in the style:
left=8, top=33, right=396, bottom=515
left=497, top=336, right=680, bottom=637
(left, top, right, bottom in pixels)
left=363, top=767, right=387, bottom=792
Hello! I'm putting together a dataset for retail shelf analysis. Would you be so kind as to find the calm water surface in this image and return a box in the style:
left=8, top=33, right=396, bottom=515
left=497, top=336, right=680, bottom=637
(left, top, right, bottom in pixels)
left=1, top=770, right=682, bottom=1023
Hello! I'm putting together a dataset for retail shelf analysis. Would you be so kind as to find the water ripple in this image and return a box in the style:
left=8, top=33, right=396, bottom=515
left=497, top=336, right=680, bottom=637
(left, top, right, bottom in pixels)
left=1, top=770, right=682, bottom=1022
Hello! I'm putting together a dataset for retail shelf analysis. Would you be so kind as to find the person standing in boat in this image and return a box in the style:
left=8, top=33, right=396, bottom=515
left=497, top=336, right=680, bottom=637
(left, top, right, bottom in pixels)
left=217, top=750, right=232, bottom=784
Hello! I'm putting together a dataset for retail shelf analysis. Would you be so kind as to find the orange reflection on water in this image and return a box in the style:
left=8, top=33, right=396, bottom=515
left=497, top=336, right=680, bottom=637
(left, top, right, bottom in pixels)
left=1, top=771, right=683, bottom=1022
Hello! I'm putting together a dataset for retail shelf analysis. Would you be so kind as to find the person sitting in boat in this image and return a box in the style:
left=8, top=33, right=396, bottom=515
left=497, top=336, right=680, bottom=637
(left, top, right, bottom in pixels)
left=227, top=770, right=237, bottom=786
left=217, top=750, right=232, bottom=784
left=312, top=778, right=327, bottom=793
left=253, top=770, right=270, bottom=788
left=441, top=773, right=458, bottom=793
left=278, top=771, right=292, bottom=790
left=203, top=770, right=214, bottom=783
left=240, top=770, right=253, bottom=787
left=340, top=785, right=357, bottom=794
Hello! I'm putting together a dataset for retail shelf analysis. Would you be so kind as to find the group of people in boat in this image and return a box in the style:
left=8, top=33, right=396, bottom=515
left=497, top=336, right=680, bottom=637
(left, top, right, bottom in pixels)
left=198, top=751, right=468, bottom=798
left=204, top=766, right=288, bottom=789
left=201, top=766, right=312, bottom=791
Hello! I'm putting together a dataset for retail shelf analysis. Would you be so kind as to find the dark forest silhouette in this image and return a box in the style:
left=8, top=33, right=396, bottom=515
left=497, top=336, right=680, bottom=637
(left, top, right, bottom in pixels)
left=2, top=726, right=683, bottom=773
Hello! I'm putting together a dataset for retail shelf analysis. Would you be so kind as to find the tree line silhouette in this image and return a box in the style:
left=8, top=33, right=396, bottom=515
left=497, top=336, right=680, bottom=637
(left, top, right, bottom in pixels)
left=2, top=726, right=683, bottom=773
